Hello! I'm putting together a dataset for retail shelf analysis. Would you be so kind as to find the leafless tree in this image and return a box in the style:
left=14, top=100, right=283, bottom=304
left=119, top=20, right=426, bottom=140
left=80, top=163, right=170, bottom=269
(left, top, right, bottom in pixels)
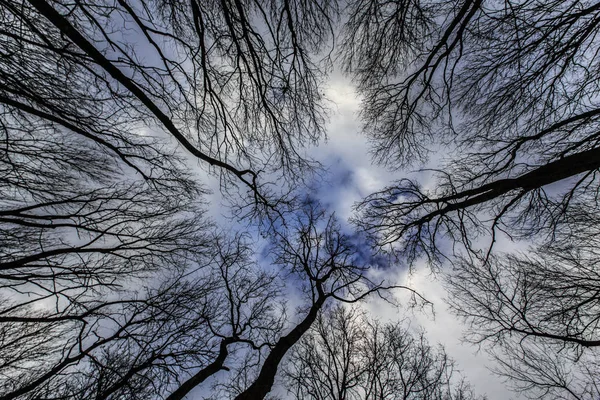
left=2, top=0, right=338, bottom=213
left=1, top=191, right=413, bottom=400
left=348, top=0, right=600, bottom=262
left=486, top=340, right=600, bottom=400
left=1, top=231, right=284, bottom=400
left=448, top=233, right=600, bottom=351
left=0, top=55, right=220, bottom=396
left=9, top=0, right=587, bottom=397
left=0, top=0, right=350, bottom=398
left=231, top=204, right=414, bottom=400
left=342, top=0, right=600, bottom=397
left=0, top=121, right=216, bottom=399
left=445, top=219, right=600, bottom=399
left=283, top=305, right=483, bottom=400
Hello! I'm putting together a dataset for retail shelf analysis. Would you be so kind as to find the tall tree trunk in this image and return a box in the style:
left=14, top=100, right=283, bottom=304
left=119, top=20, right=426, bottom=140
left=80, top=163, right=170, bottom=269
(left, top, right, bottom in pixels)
left=234, top=296, right=327, bottom=400
left=166, top=338, right=233, bottom=400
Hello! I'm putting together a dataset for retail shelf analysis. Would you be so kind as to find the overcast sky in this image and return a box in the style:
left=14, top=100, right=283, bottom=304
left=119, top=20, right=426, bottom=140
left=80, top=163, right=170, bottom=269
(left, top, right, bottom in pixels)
left=194, top=72, right=525, bottom=400
left=284, top=74, right=522, bottom=400
left=6, top=3, right=595, bottom=399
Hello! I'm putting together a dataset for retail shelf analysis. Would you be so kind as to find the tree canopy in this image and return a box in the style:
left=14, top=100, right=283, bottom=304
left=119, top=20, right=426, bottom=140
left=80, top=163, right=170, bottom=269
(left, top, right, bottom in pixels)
left=2, top=0, right=600, bottom=399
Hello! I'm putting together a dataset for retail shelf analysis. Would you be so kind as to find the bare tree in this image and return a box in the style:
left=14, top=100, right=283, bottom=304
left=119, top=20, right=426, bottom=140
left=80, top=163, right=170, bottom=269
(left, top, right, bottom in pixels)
left=231, top=204, right=412, bottom=400
left=7, top=0, right=584, bottom=397
left=0, top=0, right=349, bottom=398
left=164, top=233, right=284, bottom=400
left=445, top=219, right=600, bottom=399
left=348, top=0, right=600, bottom=262
left=0, top=75, right=219, bottom=398
left=342, top=1, right=600, bottom=397
left=448, top=234, right=600, bottom=350
left=283, top=305, right=483, bottom=400
left=3, top=0, right=336, bottom=202
left=343, top=0, right=600, bottom=259
left=486, top=340, right=600, bottom=400
left=1, top=192, right=413, bottom=400
left=1, top=231, right=284, bottom=400
left=284, top=306, right=366, bottom=400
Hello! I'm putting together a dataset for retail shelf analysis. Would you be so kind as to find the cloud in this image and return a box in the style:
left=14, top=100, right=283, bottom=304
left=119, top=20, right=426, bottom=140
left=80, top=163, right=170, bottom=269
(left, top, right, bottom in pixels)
left=306, top=76, right=523, bottom=400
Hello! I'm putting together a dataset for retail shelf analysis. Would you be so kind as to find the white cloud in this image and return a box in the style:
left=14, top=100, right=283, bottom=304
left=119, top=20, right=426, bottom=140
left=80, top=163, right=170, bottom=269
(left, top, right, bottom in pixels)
left=313, top=76, right=523, bottom=400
